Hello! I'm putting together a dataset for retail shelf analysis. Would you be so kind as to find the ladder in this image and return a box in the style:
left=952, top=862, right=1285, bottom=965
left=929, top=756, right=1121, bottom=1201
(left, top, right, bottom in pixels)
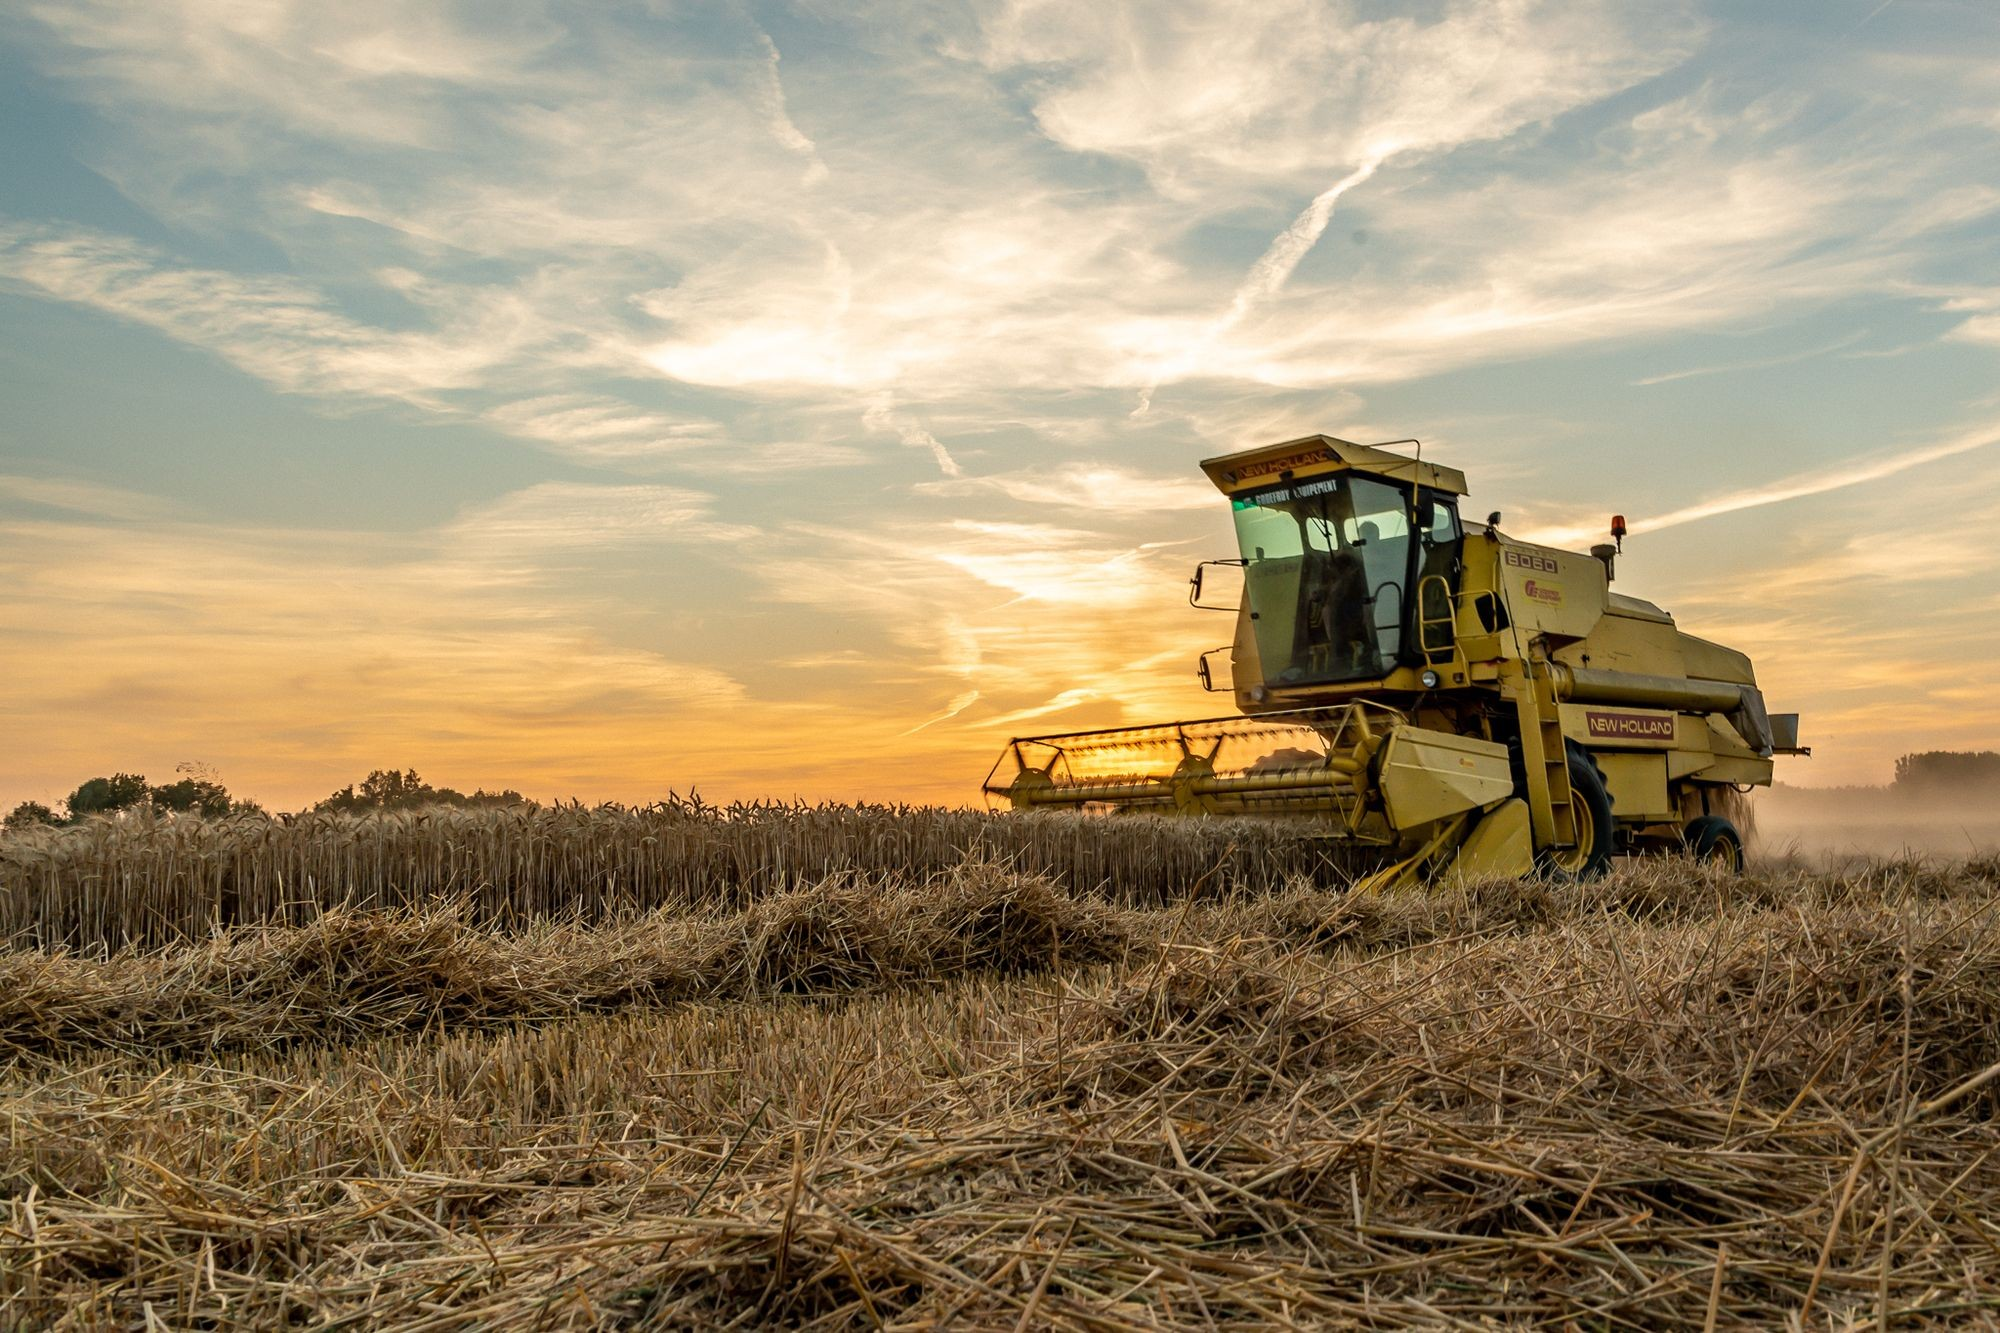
left=1502, top=651, right=1579, bottom=853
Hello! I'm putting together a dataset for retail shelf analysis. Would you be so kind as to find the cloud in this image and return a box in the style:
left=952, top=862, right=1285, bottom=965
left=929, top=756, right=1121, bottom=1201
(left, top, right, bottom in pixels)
left=1955, top=314, right=2000, bottom=346
left=754, top=30, right=828, bottom=186
left=916, top=463, right=1218, bottom=512
left=480, top=396, right=719, bottom=460
left=8, top=1, right=1994, bottom=433
left=0, top=224, right=729, bottom=466
left=864, top=396, right=963, bottom=477
left=766, top=511, right=1222, bottom=749
left=0, top=224, right=496, bottom=406
left=0, top=474, right=177, bottom=523
left=977, top=0, right=1702, bottom=188
left=1945, top=292, right=2000, bottom=347
left=447, top=482, right=747, bottom=554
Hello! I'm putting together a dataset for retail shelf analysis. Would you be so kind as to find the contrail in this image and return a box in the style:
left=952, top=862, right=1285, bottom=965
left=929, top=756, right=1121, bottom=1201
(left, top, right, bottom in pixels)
left=1522, top=423, right=2000, bottom=547
left=1221, top=157, right=1384, bottom=331
left=900, top=689, right=980, bottom=736
left=1632, top=330, right=1867, bottom=386
left=1849, top=0, right=1899, bottom=33
left=1630, top=426, right=2000, bottom=535
left=1133, top=155, right=1385, bottom=414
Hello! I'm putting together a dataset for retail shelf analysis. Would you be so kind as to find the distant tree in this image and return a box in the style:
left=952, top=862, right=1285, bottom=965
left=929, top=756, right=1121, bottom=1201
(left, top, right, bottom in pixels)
left=1893, top=751, right=2000, bottom=792
left=464, top=787, right=532, bottom=808
left=65, top=773, right=151, bottom=818
left=147, top=776, right=235, bottom=815
left=3, top=800, right=62, bottom=829
left=48, top=766, right=244, bottom=822
left=315, top=769, right=533, bottom=813
left=317, top=769, right=437, bottom=813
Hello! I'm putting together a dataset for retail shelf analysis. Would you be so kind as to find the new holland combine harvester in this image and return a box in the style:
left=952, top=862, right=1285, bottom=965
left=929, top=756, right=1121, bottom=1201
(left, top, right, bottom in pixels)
left=984, top=435, right=1808, bottom=888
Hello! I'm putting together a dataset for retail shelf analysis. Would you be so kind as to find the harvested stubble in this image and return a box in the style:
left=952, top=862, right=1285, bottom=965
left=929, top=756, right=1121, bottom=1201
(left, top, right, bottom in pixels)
left=5, top=854, right=2000, bottom=1328
left=0, top=801, right=1362, bottom=950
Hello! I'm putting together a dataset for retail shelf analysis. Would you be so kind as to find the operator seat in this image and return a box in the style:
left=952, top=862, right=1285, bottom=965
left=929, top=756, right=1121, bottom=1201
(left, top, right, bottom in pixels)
left=1296, top=547, right=1374, bottom=676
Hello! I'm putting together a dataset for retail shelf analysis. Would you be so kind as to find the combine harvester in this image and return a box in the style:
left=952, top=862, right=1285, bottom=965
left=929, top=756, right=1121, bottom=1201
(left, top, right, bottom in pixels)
left=985, top=435, right=1808, bottom=888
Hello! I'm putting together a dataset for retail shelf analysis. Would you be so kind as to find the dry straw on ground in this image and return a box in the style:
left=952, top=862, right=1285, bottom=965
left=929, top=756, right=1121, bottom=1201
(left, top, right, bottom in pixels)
left=3, top=808, right=2000, bottom=1328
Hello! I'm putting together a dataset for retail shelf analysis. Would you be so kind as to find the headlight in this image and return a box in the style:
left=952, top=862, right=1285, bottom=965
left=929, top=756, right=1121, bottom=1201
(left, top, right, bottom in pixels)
left=1419, top=669, right=1440, bottom=689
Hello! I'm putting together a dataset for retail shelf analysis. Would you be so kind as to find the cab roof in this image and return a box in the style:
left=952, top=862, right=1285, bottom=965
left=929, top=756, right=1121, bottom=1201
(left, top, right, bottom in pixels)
left=1199, top=434, right=1469, bottom=497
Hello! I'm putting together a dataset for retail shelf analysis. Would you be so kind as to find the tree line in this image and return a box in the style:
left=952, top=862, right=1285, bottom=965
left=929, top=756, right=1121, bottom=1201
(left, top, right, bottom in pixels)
left=4, top=768, right=532, bottom=828
left=12, top=750, right=1994, bottom=830
left=1891, top=750, right=2000, bottom=792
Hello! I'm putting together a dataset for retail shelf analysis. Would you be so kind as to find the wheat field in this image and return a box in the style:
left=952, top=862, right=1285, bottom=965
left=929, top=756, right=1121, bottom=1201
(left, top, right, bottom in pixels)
left=0, top=800, right=1357, bottom=950
left=4, top=807, right=2000, bottom=1328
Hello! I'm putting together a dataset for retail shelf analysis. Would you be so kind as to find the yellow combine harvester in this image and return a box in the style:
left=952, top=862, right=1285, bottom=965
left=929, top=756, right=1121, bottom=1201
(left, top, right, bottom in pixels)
left=984, top=435, right=1808, bottom=887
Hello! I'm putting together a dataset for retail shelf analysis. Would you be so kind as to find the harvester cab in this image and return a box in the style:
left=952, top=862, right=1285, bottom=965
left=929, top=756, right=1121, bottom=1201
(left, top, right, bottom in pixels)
left=984, top=434, right=1807, bottom=889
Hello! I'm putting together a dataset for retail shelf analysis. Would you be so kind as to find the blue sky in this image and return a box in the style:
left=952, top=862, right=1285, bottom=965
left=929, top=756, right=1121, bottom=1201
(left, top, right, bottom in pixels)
left=2, top=0, right=1997, bottom=808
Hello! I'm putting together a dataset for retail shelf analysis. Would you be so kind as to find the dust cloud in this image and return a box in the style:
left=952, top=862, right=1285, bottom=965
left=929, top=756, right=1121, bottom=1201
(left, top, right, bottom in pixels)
left=1749, top=784, right=2000, bottom=863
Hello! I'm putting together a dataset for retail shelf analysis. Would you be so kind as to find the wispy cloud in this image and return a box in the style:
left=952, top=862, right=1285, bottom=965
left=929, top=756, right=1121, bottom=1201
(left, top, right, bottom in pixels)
left=978, top=0, right=1701, bottom=187
left=864, top=396, right=963, bottom=478
left=0, top=474, right=177, bottom=523
left=754, top=30, right=828, bottom=186
left=916, top=463, right=1218, bottom=513
left=6, top=2, right=1991, bottom=425
left=1632, top=330, right=1869, bottom=385
left=480, top=396, right=719, bottom=461
left=447, top=482, right=748, bottom=557
left=0, top=224, right=503, bottom=406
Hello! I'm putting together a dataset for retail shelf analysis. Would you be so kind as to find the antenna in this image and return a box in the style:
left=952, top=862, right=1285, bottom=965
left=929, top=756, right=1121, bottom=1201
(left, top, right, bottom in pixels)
left=1365, top=439, right=1426, bottom=518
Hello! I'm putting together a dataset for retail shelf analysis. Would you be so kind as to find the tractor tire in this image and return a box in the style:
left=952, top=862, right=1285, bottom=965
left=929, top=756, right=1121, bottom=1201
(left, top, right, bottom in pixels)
left=1542, top=742, right=1615, bottom=881
left=1682, top=814, right=1745, bottom=874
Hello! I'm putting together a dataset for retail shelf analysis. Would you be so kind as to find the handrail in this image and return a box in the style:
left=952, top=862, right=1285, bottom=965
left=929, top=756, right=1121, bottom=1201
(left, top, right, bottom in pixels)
left=1417, top=573, right=1457, bottom=665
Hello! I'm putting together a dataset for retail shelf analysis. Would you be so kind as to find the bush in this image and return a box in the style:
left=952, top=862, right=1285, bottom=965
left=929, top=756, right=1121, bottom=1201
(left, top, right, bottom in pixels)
left=4, top=800, right=62, bottom=830
left=315, top=769, right=531, bottom=813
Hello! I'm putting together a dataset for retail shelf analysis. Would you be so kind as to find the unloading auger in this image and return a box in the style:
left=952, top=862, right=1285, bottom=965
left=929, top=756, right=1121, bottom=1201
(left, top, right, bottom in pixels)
left=984, top=435, right=1809, bottom=889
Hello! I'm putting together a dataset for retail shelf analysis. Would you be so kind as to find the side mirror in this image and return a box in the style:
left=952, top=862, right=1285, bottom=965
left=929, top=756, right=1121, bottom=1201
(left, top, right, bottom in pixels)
left=1189, top=559, right=1246, bottom=610
left=1414, top=494, right=1436, bottom=534
left=1196, top=646, right=1232, bottom=692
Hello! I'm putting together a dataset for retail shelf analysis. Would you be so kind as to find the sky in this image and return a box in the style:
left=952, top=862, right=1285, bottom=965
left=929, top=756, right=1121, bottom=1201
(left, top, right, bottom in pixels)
left=2, top=0, right=1997, bottom=812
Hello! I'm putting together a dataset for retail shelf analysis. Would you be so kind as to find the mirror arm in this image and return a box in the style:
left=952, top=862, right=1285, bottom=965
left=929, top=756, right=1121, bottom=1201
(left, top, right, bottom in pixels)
left=1189, top=558, right=1249, bottom=610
